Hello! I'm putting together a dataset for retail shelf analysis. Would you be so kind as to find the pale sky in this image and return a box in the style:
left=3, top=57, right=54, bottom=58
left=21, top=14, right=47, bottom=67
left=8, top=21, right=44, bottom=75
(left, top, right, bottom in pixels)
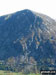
left=0, top=0, right=56, bottom=20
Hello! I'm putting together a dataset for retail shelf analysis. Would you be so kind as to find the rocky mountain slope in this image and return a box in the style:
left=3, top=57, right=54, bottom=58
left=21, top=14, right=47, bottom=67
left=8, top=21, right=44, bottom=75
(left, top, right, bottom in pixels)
left=0, top=9, right=56, bottom=73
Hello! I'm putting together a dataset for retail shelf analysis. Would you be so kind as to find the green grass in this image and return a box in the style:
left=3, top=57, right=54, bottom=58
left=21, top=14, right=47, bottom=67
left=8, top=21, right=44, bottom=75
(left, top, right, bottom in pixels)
left=0, top=70, right=40, bottom=75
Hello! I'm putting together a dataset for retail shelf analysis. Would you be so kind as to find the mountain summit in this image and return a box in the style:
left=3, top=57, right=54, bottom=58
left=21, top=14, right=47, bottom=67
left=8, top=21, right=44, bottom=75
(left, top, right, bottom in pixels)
left=0, top=9, right=56, bottom=73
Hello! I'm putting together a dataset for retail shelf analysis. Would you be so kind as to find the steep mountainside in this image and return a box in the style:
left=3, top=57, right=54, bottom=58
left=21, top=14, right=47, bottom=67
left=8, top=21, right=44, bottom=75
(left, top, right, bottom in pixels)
left=0, top=9, right=56, bottom=73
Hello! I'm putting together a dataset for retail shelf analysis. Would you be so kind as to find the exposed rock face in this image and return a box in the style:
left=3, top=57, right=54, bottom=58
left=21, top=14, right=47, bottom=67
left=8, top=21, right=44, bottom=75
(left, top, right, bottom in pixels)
left=0, top=9, right=56, bottom=73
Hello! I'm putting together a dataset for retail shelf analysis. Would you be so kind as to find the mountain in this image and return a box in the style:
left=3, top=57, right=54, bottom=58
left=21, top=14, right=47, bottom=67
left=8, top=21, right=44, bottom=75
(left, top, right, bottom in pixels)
left=0, top=9, right=56, bottom=73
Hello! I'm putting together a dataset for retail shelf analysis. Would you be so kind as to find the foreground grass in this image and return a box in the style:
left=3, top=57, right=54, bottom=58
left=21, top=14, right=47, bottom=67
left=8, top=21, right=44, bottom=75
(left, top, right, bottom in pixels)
left=0, top=70, right=40, bottom=75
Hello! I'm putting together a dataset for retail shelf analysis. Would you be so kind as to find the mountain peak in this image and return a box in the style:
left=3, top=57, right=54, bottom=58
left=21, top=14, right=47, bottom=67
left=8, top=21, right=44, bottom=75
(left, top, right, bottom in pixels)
left=0, top=9, right=56, bottom=73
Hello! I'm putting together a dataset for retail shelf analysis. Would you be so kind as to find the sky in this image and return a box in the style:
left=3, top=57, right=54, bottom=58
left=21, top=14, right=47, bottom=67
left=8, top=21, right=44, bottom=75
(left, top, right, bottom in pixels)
left=0, top=0, right=56, bottom=20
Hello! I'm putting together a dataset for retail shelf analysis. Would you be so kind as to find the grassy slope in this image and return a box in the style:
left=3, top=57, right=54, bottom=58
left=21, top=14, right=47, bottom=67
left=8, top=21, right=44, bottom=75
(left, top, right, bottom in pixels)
left=0, top=70, right=40, bottom=75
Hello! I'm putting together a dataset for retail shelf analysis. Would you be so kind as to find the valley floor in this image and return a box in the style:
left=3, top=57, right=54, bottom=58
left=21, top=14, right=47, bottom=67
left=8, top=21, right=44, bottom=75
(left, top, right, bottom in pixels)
left=0, top=70, right=40, bottom=75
